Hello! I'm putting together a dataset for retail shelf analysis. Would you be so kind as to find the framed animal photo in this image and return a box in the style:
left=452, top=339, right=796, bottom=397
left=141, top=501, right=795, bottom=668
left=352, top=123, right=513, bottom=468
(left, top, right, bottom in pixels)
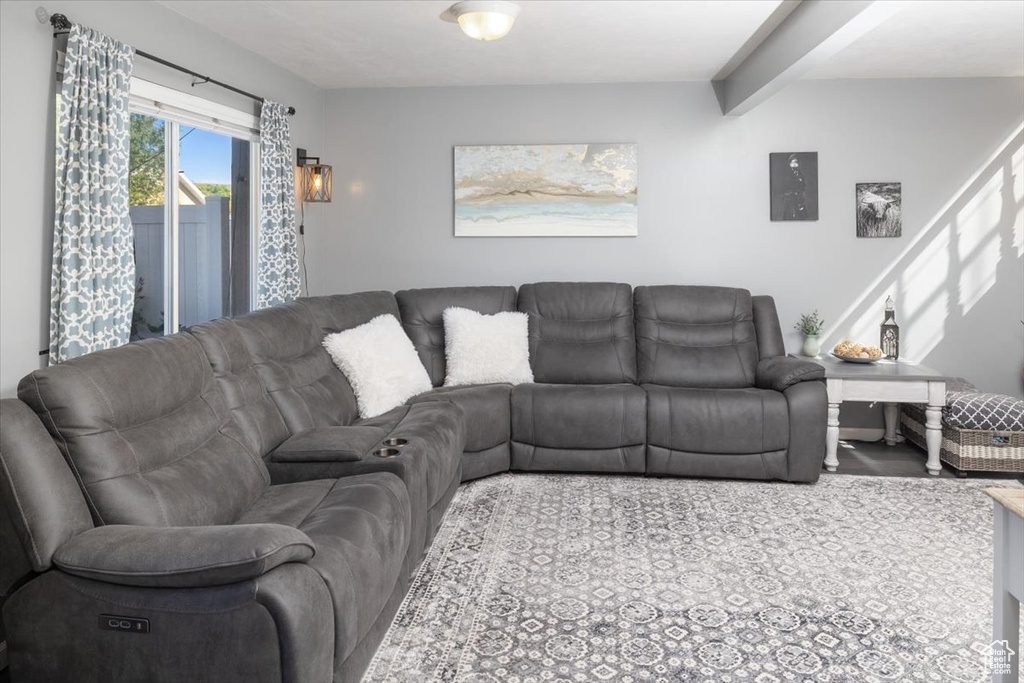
left=856, top=182, right=901, bottom=238
left=769, top=152, right=818, bottom=221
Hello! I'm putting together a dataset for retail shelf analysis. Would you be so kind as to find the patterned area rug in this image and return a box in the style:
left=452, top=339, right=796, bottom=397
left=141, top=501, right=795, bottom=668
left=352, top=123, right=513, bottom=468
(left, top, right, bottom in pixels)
left=364, top=474, right=1020, bottom=682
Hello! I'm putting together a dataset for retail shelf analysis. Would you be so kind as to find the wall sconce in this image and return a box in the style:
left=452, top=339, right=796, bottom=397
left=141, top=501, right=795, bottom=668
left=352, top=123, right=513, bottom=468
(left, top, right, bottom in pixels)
left=297, top=148, right=332, bottom=202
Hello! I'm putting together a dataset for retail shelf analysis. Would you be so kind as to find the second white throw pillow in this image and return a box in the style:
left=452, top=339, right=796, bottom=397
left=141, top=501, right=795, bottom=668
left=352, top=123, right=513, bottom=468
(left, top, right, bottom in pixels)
left=322, top=314, right=432, bottom=418
left=443, top=307, right=534, bottom=387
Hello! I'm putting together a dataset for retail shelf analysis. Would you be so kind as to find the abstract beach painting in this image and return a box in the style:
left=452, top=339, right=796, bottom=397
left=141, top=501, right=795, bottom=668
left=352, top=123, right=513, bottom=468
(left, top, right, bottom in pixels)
left=454, top=144, right=638, bottom=237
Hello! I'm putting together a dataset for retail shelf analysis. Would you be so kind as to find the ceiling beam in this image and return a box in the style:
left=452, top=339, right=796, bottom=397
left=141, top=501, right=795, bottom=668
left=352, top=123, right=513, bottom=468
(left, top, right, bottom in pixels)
left=713, top=0, right=905, bottom=116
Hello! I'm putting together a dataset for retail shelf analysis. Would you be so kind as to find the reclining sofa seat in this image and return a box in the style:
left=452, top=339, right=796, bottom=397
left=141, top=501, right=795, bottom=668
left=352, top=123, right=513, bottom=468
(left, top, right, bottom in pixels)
left=635, top=285, right=827, bottom=482
left=0, top=282, right=827, bottom=683
left=512, top=282, right=647, bottom=473
left=8, top=334, right=413, bottom=682
left=206, top=293, right=465, bottom=564
left=396, top=285, right=518, bottom=481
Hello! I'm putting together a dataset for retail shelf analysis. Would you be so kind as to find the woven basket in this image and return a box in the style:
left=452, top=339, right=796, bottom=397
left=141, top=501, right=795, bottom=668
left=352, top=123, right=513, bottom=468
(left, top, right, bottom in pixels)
left=901, top=404, right=1024, bottom=473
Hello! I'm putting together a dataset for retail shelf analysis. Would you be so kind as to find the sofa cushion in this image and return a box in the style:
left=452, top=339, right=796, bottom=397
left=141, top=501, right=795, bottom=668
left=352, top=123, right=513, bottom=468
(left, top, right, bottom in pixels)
left=944, top=391, right=1024, bottom=432
left=409, top=384, right=511, bottom=453
left=233, top=303, right=359, bottom=432
left=189, top=318, right=291, bottom=457
left=396, top=286, right=518, bottom=386
left=510, top=383, right=647, bottom=472
left=518, top=282, right=636, bottom=384
left=238, top=473, right=410, bottom=667
left=512, top=383, right=646, bottom=450
left=18, top=334, right=269, bottom=527
left=645, top=385, right=789, bottom=455
left=634, top=286, right=758, bottom=388
left=322, top=315, right=432, bottom=418
left=299, top=291, right=400, bottom=335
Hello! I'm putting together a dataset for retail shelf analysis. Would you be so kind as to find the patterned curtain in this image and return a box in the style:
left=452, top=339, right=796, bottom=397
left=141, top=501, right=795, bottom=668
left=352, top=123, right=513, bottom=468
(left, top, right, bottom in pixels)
left=49, top=25, right=135, bottom=364
left=256, top=101, right=301, bottom=308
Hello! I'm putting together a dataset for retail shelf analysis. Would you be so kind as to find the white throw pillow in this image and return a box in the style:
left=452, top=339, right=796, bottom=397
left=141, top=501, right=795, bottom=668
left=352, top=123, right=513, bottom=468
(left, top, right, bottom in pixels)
left=322, top=314, right=432, bottom=418
left=443, top=307, right=534, bottom=387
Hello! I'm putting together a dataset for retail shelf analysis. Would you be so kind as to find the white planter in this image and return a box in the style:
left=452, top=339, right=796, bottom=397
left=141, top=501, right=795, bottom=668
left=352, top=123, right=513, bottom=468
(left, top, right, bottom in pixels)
left=802, top=335, right=821, bottom=357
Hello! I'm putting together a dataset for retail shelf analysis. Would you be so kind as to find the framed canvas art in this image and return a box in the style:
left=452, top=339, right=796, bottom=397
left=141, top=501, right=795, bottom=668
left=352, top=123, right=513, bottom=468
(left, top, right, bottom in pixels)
left=856, top=182, right=902, bottom=238
left=454, top=143, right=638, bottom=237
left=770, top=152, right=818, bottom=221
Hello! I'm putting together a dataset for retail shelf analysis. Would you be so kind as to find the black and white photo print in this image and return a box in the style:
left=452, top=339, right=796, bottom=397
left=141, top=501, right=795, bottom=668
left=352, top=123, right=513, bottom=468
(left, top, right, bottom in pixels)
left=770, top=152, right=818, bottom=221
left=856, top=182, right=902, bottom=238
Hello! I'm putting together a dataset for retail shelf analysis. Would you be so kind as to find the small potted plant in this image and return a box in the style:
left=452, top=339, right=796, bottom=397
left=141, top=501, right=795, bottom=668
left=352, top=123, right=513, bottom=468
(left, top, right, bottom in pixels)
left=794, top=311, right=825, bottom=357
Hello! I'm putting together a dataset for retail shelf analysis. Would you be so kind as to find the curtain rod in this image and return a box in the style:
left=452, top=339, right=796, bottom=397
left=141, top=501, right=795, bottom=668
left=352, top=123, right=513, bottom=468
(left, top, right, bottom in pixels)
left=48, top=12, right=296, bottom=116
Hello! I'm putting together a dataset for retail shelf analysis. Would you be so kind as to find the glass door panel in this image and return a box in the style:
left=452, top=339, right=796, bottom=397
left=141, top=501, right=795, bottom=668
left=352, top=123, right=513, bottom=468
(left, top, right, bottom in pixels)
left=128, top=113, right=167, bottom=340
left=176, top=126, right=252, bottom=328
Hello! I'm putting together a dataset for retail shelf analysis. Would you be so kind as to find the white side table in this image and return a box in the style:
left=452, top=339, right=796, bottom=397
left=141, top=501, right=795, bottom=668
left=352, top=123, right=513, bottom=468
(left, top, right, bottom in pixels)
left=987, top=488, right=1023, bottom=683
left=801, top=355, right=950, bottom=475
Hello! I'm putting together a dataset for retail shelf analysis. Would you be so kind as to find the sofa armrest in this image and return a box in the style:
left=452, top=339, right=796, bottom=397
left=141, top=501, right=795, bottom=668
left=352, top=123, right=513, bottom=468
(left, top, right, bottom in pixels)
left=756, top=357, right=825, bottom=392
left=53, top=524, right=314, bottom=588
left=269, top=425, right=385, bottom=463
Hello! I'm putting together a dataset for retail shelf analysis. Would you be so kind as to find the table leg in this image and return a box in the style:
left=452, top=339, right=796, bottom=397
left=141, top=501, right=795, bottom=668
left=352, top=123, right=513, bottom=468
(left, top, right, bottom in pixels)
left=884, top=402, right=899, bottom=446
left=992, top=504, right=1021, bottom=683
left=825, top=401, right=840, bottom=472
left=925, top=381, right=944, bottom=476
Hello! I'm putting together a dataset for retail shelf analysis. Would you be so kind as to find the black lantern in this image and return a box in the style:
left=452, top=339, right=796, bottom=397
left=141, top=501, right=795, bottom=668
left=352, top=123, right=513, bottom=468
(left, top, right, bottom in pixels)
left=880, top=295, right=899, bottom=360
left=297, top=149, right=332, bottom=203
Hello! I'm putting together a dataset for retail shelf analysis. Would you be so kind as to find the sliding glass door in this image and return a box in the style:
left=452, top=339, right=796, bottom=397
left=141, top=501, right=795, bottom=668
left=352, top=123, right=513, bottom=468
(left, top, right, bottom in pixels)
left=176, top=125, right=252, bottom=326
left=128, top=113, right=256, bottom=340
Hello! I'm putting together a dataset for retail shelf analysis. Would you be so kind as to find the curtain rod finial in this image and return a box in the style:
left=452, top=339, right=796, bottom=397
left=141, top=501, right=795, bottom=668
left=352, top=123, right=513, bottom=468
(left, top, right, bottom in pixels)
left=48, top=12, right=71, bottom=30
left=287, top=106, right=296, bottom=116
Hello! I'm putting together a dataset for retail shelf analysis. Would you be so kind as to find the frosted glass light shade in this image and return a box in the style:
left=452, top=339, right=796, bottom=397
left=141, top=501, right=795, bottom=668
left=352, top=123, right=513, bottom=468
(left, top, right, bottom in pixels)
left=448, top=1, right=520, bottom=41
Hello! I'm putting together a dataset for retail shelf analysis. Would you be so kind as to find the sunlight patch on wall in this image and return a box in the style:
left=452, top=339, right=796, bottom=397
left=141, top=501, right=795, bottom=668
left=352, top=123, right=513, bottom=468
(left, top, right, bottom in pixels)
left=901, top=225, right=952, bottom=361
left=822, top=124, right=1023, bottom=363
left=1013, top=144, right=1024, bottom=259
left=956, top=144, right=1022, bottom=313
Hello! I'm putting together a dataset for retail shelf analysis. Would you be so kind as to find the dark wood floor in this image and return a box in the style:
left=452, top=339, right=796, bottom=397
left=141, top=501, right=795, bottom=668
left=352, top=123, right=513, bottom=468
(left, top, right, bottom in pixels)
left=825, top=437, right=1024, bottom=482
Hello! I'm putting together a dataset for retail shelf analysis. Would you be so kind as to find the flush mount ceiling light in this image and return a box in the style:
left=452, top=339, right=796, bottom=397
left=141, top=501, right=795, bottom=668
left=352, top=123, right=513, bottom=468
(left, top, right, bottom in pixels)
left=441, top=1, right=521, bottom=41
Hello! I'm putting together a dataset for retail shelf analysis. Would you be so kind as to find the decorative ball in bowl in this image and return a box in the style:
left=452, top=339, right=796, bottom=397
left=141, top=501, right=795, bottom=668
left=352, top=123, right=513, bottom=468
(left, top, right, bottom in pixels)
left=831, top=340, right=884, bottom=364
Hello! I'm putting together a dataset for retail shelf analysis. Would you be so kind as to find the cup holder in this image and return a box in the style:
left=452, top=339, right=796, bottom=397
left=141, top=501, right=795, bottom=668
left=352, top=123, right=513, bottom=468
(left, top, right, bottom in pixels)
left=381, top=437, right=408, bottom=448
left=374, top=447, right=401, bottom=458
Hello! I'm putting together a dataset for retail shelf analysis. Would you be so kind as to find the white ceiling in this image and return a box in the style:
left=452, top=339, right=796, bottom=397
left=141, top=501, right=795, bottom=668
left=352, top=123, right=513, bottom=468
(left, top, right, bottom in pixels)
left=807, top=0, right=1024, bottom=79
left=158, top=0, right=784, bottom=88
left=158, top=0, right=1024, bottom=89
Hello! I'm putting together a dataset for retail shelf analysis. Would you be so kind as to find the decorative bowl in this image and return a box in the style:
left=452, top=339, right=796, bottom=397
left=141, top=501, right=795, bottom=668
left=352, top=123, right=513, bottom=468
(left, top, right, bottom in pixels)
left=830, top=352, right=882, bottom=364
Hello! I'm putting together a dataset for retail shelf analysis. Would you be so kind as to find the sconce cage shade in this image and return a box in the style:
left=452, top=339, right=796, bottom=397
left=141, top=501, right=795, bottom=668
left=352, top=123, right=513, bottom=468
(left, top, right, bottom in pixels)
left=302, top=163, right=332, bottom=202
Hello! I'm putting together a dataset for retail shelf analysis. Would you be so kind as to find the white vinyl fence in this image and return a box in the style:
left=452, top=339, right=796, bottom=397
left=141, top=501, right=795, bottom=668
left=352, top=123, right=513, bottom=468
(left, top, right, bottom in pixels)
left=130, top=195, right=230, bottom=334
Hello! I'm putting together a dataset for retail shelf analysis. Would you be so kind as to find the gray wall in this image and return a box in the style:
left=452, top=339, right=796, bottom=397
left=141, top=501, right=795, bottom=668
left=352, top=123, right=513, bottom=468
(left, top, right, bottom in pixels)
left=319, top=79, right=1024, bottom=399
left=2, top=2, right=1021, bottom=403
left=0, top=0, right=325, bottom=396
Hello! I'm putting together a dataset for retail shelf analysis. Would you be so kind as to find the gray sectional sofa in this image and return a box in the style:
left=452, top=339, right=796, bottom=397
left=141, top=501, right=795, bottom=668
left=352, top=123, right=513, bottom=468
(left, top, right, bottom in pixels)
left=0, top=282, right=826, bottom=682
